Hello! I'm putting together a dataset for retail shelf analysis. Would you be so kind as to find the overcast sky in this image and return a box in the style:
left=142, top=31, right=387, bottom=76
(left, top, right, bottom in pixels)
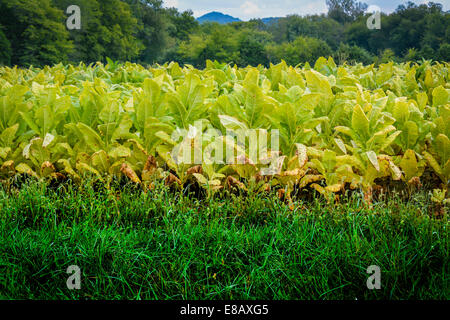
left=163, top=0, right=450, bottom=20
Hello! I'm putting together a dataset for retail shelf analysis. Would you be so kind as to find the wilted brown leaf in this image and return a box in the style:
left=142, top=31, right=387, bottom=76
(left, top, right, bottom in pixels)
left=120, top=163, right=141, bottom=184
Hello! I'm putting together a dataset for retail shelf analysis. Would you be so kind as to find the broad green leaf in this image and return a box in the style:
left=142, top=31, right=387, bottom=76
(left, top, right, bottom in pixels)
left=193, top=173, right=208, bottom=185
left=366, top=151, right=379, bottom=171
left=351, top=104, right=369, bottom=138
left=0, top=124, right=19, bottom=147
left=432, top=86, right=449, bottom=107
left=76, top=122, right=104, bottom=152
left=393, top=98, right=409, bottom=123
left=334, top=138, right=347, bottom=154
left=322, top=150, right=337, bottom=172
left=108, top=146, right=131, bottom=159
left=380, top=131, right=402, bottom=151
left=403, top=121, right=419, bottom=149
left=218, top=115, right=248, bottom=132
left=435, top=134, right=450, bottom=164
left=423, top=151, right=442, bottom=176
left=399, top=149, right=418, bottom=180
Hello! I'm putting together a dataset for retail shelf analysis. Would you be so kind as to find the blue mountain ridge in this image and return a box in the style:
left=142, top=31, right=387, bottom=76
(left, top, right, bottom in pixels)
left=196, top=11, right=280, bottom=25
left=197, top=11, right=241, bottom=24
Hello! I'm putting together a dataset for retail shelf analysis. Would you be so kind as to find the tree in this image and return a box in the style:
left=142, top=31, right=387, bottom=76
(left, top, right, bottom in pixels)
left=334, top=43, right=374, bottom=65
left=162, top=8, right=199, bottom=64
left=345, top=2, right=449, bottom=61
left=0, top=26, right=12, bottom=65
left=52, top=0, right=142, bottom=63
left=95, top=0, right=142, bottom=61
left=177, top=23, right=240, bottom=68
left=438, top=43, right=450, bottom=61
left=267, top=36, right=332, bottom=66
left=124, top=0, right=170, bottom=64
left=166, top=8, right=199, bottom=42
left=52, top=0, right=106, bottom=63
left=267, top=14, right=345, bottom=49
left=0, top=0, right=73, bottom=66
left=236, top=30, right=271, bottom=67
left=327, top=0, right=368, bottom=24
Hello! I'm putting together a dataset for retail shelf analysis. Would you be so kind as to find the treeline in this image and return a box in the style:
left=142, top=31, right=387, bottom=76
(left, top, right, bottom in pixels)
left=0, top=0, right=448, bottom=67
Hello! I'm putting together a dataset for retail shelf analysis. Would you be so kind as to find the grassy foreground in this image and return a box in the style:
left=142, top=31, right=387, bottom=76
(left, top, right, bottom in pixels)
left=0, top=181, right=448, bottom=300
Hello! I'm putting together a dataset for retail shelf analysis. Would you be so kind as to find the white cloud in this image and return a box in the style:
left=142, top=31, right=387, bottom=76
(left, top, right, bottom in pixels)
left=240, top=1, right=262, bottom=17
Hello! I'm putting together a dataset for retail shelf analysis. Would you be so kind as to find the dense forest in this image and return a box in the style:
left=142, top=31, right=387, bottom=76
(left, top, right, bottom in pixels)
left=0, top=0, right=448, bottom=67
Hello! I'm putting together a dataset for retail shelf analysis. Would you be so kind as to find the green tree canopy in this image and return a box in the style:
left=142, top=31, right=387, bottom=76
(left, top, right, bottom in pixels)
left=268, top=36, right=333, bottom=66
left=326, top=0, right=368, bottom=23
left=0, top=0, right=73, bottom=66
left=0, top=26, right=12, bottom=65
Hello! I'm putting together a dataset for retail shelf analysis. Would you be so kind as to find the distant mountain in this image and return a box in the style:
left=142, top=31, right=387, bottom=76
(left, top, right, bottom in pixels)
left=261, top=17, right=280, bottom=25
left=197, top=12, right=281, bottom=25
left=197, top=12, right=241, bottom=24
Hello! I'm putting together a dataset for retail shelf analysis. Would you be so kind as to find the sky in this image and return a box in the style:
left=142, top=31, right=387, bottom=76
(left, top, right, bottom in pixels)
left=162, top=0, right=450, bottom=21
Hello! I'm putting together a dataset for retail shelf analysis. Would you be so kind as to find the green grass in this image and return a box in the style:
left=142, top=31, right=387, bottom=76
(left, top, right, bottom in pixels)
left=0, top=181, right=448, bottom=300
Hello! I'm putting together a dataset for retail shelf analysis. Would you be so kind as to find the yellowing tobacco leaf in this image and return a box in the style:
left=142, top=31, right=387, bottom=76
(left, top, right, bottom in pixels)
left=366, top=151, right=379, bottom=171
left=352, top=104, right=369, bottom=138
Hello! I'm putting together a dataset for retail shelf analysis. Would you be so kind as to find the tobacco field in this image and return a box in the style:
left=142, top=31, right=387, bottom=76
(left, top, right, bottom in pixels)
left=1, top=58, right=449, bottom=204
